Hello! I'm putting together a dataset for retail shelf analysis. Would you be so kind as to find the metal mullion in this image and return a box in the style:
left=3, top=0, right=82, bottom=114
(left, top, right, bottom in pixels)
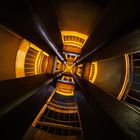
left=39, top=109, right=50, bottom=130
left=73, top=113, right=76, bottom=126
left=26, top=53, right=37, bottom=58
left=24, top=67, right=34, bottom=69
left=29, top=47, right=39, bottom=53
left=74, top=96, right=83, bottom=135
left=46, top=109, right=51, bottom=132
left=50, top=110, right=56, bottom=134
left=68, top=110, right=70, bottom=136
left=55, top=111, right=60, bottom=135
left=62, top=113, right=65, bottom=136
left=25, top=63, right=35, bottom=66
left=25, top=71, right=35, bottom=74
left=25, top=58, right=36, bottom=61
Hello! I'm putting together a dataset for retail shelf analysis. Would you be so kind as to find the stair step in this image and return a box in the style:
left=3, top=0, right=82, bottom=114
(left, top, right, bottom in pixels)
left=37, top=121, right=81, bottom=131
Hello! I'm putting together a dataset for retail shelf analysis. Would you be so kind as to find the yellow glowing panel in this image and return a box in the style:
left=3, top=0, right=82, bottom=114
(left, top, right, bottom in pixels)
left=77, top=64, right=83, bottom=67
left=46, top=56, right=55, bottom=73
left=33, top=48, right=49, bottom=74
left=73, top=56, right=78, bottom=61
left=61, top=31, right=88, bottom=48
left=42, top=51, right=49, bottom=57
left=56, top=88, right=74, bottom=96
left=35, top=51, right=41, bottom=74
left=83, top=63, right=91, bottom=80
left=76, top=68, right=82, bottom=77
left=62, top=31, right=88, bottom=39
left=16, top=39, right=49, bottom=77
left=66, top=64, right=73, bottom=73
left=63, top=45, right=81, bottom=54
left=41, top=55, right=49, bottom=74
left=65, top=54, right=78, bottom=62
left=61, top=76, right=74, bottom=83
left=65, top=54, right=68, bottom=60
left=71, top=77, right=74, bottom=83
left=15, top=39, right=29, bottom=78
left=89, top=62, right=98, bottom=83
left=57, top=59, right=62, bottom=64
left=117, top=54, right=130, bottom=100
left=56, top=82, right=75, bottom=90
left=76, top=64, right=83, bottom=76
left=62, top=63, right=75, bottom=74
left=61, top=76, right=65, bottom=81
left=56, top=63, right=62, bottom=72
left=55, top=59, right=62, bottom=73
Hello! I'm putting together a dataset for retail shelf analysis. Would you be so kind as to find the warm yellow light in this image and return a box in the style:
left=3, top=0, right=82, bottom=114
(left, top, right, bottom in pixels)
left=77, top=64, right=83, bottom=67
left=89, top=62, right=98, bottom=83
left=16, top=39, right=49, bottom=77
left=57, top=59, right=62, bottom=64
left=65, top=54, right=68, bottom=60
left=42, top=51, right=49, bottom=57
left=65, top=64, right=73, bottom=73
left=47, top=105, right=78, bottom=114
left=73, top=56, right=78, bottom=61
left=61, top=31, right=88, bottom=40
left=76, top=64, right=83, bottom=76
left=61, top=75, right=74, bottom=83
left=76, top=68, right=82, bottom=77
left=15, top=39, right=29, bottom=78
left=35, top=51, right=41, bottom=74
left=61, top=31, right=88, bottom=48
left=117, top=54, right=130, bottom=100
left=56, top=88, right=74, bottom=96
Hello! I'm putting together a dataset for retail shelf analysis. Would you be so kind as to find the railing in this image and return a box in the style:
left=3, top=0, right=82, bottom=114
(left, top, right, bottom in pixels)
left=124, top=52, right=140, bottom=110
left=24, top=47, right=38, bottom=76
left=16, top=39, right=49, bottom=77
left=32, top=88, right=83, bottom=136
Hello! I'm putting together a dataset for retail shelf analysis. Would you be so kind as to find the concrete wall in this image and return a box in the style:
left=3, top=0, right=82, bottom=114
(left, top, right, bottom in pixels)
left=0, top=25, right=22, bottom=81
left=94, top=56, right=125, bottom=97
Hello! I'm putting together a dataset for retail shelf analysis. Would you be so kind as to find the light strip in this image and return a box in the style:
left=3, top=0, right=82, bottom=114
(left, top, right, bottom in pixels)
left=89, top=62, right=98, bottom=83
left=32, top=104, right=47, bottom=127
left=34, top=15, right=64, bottom=61
left=35, top=51, right=41, bottom=74
left=117, top=54, right=130, bottom=100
